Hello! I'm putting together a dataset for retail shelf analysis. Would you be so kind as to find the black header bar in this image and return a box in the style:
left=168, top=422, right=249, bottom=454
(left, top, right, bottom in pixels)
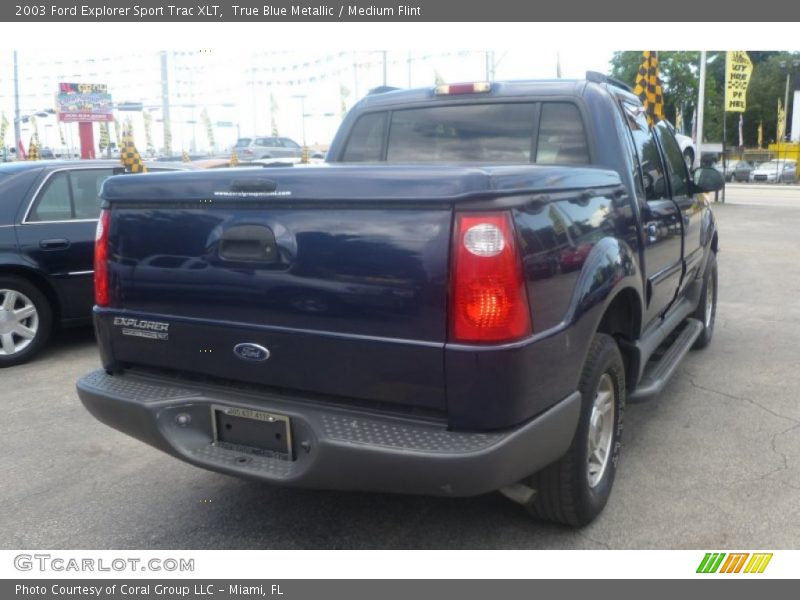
left=2, top=0, right=793, bottom=22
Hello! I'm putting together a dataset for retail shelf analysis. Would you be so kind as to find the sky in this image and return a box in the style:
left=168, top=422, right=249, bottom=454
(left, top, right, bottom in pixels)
left=0, top=48, right=614, bottom=154
left=4, top=20, right=799, bottom=155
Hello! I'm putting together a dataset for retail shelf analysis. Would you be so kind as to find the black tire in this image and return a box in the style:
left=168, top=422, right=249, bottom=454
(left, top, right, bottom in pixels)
left=691, top=251, right=717, bottom=349
left=0, top=275, right=53, bottom=367
left=528, top=334, right=625, bottom=526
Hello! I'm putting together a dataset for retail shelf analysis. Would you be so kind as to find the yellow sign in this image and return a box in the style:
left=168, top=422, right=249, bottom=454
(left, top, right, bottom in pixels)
left=725, top=51, right=753, bottom=112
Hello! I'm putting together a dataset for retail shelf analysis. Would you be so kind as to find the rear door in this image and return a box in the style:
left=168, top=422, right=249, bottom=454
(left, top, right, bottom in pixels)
left=653, top=122, right=704, bottom=293
left=16, top=167, right=114, bottom=319
left=619, top=102, right=683, bottom=329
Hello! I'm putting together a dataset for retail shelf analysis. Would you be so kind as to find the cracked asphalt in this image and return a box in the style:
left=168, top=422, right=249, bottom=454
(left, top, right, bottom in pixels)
left=2, top=184, right=798, bottom=549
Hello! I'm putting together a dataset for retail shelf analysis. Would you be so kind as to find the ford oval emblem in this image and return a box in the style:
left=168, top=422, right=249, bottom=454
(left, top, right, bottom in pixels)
left=233, top=343, right=270, bottom=362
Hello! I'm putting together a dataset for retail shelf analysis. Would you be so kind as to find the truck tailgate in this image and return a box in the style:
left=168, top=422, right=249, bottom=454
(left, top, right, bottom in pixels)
left=100, top=166, right=457, bottom=411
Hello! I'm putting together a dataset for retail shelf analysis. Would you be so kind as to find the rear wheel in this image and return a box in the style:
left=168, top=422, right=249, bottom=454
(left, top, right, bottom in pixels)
left=527, top=334, right=625, bottom=526
left=0, top=276, right=53, bottom=367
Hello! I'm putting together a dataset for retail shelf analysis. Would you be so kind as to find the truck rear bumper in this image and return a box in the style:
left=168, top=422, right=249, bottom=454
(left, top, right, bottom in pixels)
left=76, top=369, right=580, bottom=497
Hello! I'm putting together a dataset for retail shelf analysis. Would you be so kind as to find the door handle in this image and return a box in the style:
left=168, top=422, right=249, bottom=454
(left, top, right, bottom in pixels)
left=39, top=238, right=71, bottom=250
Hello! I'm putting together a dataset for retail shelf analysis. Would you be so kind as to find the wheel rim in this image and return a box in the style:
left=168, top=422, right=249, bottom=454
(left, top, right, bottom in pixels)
left=587, top=373, right=615, bottom=488
left=704, top=273, right=715, bottom=329
left=0, top=289, right=39, bottom=356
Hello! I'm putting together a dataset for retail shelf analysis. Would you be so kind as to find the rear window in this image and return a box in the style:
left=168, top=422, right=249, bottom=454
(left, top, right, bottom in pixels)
left=342, top=102, right=589, bottom=165
left=234, top=138, right=251, bottom=147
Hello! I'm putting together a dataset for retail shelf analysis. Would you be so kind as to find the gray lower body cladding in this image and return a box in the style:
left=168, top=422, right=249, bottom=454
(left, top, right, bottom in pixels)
left=77, top=369, right=580, bottom=497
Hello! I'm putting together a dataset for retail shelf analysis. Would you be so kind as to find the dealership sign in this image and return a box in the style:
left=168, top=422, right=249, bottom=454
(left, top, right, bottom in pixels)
left=725, top=51, right=753, bottom=113
left=56, top=82, right=113, bottom=122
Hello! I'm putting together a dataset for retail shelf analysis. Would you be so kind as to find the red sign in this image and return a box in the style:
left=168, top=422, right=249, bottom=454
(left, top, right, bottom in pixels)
left=56, top=81, right=113, bottom=122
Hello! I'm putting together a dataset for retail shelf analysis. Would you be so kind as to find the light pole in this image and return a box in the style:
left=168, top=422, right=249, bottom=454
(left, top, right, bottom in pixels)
left=13, top=51, right=21, bottom=154
left=292, top=94, right=307, bottom=147
left=779, top=60, right=800, bottom=140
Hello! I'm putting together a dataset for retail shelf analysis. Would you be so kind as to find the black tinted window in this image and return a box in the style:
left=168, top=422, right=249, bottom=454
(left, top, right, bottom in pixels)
left=387, top=103, right=537, bottom=162
left=70, top=169, right=113, bottom=219
left=621, top=103, right=668, bottom=202
left=654, top=122, right=688, bottom=197
left=30, top=173, right=71, bottom=221
left=341, top=112, right=387, bottom=162
left=341, top=102, right=590, bottom=165
left=535, top=103, right=590, bottom=165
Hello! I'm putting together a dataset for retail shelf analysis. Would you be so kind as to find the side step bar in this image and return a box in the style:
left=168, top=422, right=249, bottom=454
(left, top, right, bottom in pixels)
left=628, top=318, right=703, bottom=402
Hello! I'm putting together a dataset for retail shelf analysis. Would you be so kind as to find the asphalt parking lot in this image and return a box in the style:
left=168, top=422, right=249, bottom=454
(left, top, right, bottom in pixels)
left=2, top=183, right=799, bottom=550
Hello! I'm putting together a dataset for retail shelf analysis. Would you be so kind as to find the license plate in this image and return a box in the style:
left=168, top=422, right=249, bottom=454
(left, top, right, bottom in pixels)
left=212, top=405, right=292, bottom=459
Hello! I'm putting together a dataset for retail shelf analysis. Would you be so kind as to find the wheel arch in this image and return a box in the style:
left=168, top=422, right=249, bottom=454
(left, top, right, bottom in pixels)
left=595, top=286, right=642, bottom=394
left=0, top=265, right=62, bottom=325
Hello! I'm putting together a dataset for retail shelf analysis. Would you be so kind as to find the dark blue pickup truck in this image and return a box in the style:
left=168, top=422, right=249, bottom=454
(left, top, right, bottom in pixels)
left=77, top=74, right=724, bottom=526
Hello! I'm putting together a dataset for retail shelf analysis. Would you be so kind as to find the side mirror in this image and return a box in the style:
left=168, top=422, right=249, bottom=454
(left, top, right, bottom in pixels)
left=693, top=166, right=725, bottom=192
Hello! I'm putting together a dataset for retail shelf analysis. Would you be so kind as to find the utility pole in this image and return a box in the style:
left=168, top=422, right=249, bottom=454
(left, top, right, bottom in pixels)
left=485, top=51, right=495, bottom=81
left=783, top=67, right=790, bottom=142
left=160, top=51, right=172, bottom=155
left=696, top=51, right=706, bottom=169
left=382, top=51, right=387, bottom=87
left=13, top=51, right=21, bottom=152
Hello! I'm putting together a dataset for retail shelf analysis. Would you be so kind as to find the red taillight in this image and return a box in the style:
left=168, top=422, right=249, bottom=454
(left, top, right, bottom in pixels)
left=94, top=208, right=111, bottom=307
left=450, top=212, right=531, bottom=343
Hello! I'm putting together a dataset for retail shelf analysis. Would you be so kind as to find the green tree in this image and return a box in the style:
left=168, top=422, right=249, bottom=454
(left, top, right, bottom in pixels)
left=609, top=51, right=799, bottom=148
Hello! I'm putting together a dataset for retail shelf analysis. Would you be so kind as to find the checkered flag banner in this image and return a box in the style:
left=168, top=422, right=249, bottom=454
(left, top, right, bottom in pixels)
left=230, top=149, right=240, bottom=166
left=633, top=51, right=665, bottom=126
left=27, top=133, right=40, bottom=161
left=340, top=84, right=350, bottom=119
left=201, top=108, right=215, bottom=148
left=99, top=122, right=110, bottom=151
left=119, top=121, right=147, bottom=173
left=0, top=113, right=9, bottom=148
left=270, top=93, right=279, bottom=137
left=163, top=118, right=173, bottom=156
left=113, top=117, right=122, bottom=149
left=142, top=112, right=155, bottom=156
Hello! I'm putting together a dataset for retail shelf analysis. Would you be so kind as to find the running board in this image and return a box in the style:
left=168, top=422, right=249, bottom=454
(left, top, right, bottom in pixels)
left=628, top=318, right=703, bottom=402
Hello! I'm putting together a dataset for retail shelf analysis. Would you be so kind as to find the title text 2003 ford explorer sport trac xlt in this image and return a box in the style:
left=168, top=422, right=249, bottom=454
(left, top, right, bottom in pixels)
left=77, top=73, right=724, bottom=526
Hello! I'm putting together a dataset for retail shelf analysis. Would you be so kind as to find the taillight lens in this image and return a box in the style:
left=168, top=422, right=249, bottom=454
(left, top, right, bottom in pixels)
left=94, top=208, right=111, bottom=307
left=450, top=212, right=531, bottom=343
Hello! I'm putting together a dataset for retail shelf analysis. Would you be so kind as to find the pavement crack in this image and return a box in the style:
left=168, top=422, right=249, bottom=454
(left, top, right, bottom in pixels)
left=578, top=531, right=611, bottom=550
left=689, top=379, right=800, bottom=425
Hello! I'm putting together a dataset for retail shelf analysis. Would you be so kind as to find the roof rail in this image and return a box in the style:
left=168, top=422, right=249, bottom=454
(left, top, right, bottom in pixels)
left=367, top=86, right=402, bottom=95
left=585, top=71, right=633, bottom=93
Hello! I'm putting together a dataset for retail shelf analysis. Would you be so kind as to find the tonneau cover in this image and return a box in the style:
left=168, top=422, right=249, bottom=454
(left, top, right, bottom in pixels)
left=101, top=163, right=623, bottom=203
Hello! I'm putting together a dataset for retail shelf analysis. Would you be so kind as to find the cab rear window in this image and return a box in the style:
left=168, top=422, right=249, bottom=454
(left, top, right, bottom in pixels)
left=341, top=102, right=589, bottom=165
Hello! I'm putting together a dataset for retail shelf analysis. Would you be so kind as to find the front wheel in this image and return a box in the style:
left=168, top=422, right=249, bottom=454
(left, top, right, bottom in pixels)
left=0, top=276, right=53, bottom=367
left=692, top=252, right=717, bottom=349
left=527, top=333, right=625, bottom=526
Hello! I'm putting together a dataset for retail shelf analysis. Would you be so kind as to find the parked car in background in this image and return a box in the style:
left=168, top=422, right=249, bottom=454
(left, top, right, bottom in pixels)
left=0, top=160, right=189, bottom=366
left=673, top=130, right=696, bottom=169
left=730, top=160, right=757, bottom=182
left=750, top=159, right=797, bottom=183
left=234, top=136, right=304, bottom=160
